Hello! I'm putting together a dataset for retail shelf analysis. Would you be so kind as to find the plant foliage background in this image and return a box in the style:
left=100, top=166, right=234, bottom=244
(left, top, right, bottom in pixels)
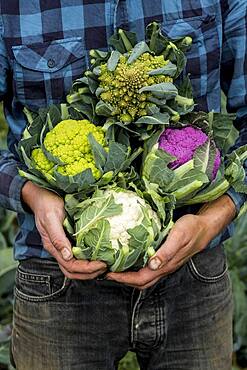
left=0, top=102, right=246, bottom=370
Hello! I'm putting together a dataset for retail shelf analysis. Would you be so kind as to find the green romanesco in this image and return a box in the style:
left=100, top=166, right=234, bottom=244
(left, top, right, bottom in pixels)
left=31, top=148, right=55, bottom=181
left=32, top=119, right=106, bottom=179
left=98, top=52, right=173, bottom=123
left=31, top=148, right=54, bottom=173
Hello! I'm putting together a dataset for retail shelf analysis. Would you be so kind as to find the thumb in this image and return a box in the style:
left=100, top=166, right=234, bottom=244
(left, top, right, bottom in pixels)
left=45, top=217, right=73, bottom=261
left=148, top=231, right=180, bottom=271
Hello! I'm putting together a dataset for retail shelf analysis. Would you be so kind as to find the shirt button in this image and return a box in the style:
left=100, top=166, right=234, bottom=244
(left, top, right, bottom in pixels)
left=47, top=58, right=56, bottom=68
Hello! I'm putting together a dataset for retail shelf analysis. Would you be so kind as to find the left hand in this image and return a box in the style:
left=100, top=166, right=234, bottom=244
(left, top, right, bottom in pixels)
left=107, top=214, right=209, bottom=289
left=107, top=195, right=236, bottom=289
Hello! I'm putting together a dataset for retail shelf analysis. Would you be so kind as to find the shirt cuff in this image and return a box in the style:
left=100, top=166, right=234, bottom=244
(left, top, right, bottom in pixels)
left=206, top=222, right=235, bottom=249
left=226, top=186, right=247, bottom=214
left=8, top=173, right=28, bottom=214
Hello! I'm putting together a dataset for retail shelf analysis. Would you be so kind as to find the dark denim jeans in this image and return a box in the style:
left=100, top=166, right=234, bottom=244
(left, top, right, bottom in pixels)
left=11, top=244, right=233, bottom=370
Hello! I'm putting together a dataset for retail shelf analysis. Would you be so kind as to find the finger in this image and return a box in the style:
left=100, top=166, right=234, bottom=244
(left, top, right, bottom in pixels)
left=137, top=276, right=161, bottom=290
left=59, top=265, right=107, bottom=280
left=154, top=254, right=191, bottom=278
left=44, top=241, right=107, bottom=273
left=148, top=227, right=187, bottom=271
left=41, top=215, right=73, bottom=261
left=120, top=276, right=162, bottom=290
left=107, top=267, right=161, bottom=287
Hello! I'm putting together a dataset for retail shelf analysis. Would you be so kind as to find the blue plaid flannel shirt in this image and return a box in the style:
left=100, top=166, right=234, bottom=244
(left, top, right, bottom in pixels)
left=0, top=0, right=246, bottom=260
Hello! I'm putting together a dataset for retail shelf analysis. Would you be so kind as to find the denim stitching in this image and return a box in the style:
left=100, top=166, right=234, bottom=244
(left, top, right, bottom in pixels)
left=188, top=259, right=228, bottom=282
left=17, top=269, right=51, bottom=283
left=130, top=291, right=142, bottom=347
left=14, top=276, right=69, bottom=302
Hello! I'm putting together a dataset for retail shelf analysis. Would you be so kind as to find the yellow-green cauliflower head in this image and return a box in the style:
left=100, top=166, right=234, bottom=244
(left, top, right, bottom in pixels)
left=32, top=119, right=106, bottom=178
left=31, top=148, right=54, bottom=178
left=98, top=53, right=173, bottom=123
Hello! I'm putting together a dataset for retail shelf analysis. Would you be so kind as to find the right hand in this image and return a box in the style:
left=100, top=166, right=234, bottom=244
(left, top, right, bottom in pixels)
left=21, top=181, right=107, bottom=280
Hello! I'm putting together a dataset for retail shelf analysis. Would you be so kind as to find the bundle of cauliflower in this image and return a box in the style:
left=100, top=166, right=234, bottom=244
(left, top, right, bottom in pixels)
left=18, top=23, right=247, bottom=272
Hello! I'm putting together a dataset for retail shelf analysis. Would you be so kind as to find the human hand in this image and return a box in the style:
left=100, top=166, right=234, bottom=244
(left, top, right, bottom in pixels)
left=107, top=195, right=236, bottom=289
left=21, top=181, right=107, bottom=280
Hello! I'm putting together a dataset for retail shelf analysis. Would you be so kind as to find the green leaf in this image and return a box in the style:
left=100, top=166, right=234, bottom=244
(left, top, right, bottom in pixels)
left=87, top=76, right=99, bottom=94
left=141, top=181, right=167, bottom=224
left=173, top=36, right=193, bottom=52
left=166, top=44, right=187, bottom=79
left=146, top=22, right=169, bottom=55
left=177, top=75, right=193, bottom=99
left=147, top=96, right=168, bottom=107
left=104, top=142, right=129, bottom=173
left=107, top=50, right=121, bottom=72
left=54, top=168, right=96, bottom=193
left=142, top=128, right=163, bottom=156
left=71, top=101, right=98, bottom=123
left=0, top=233, right=7, bottom=249
left=225, top=157, right=245, bottom=184
left=109, top=245, right=130, bottom=272
left=167, top=169, right=209, bottom=199
left=89, top=49, right=110, bottom=67
left=173, top=159, right=194, bottom=178
left=88, top=133, right=107, bottom=171
left=26, top=115, right=45, bottom=137
left=72, top=246, right=87, bottom=260
left=142, top=147, right=175, bottom=188
left=231, top=180, right=247, bottom=194
left=84, top=219, right=113, bottom=262
left=135, top=112, right=170, bottom=126
left=95, top=87, right=105, bottom=98
left=95, top=100, right=115, bottom=116
left=90, top=49, right=109, bottom=60
left=148, top=61, right=177, bottom=77
left=139, top=82, right=178, bottom=99
left=194, top=139, right=218, bottom=180
left=74, top=195, right=122, bottom=240
left=229, top=144, right=247, bottom=163
left=46, top=105, right=62, bottom=129
left=119, top=147, right=143, bottom=172
left=41, top=127, right=65, bottom=166
left=184, top=177, right=230, bottom=204
left=212, top=112, right=237, bottom=155
left=18, top=169, right=55, bottom=190
left=18, top=134, right=39, bottom=161
left=109, top=29, right=137, bottom=53
left=127, top=41, right=150, bottom=64
left=67, top=106, right=85, bottom=120
left=23, top=107, right=38, bottom=126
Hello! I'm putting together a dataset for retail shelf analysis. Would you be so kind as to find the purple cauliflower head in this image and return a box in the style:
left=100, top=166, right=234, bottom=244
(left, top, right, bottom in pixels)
left=158, top=126, right=221, bottom=179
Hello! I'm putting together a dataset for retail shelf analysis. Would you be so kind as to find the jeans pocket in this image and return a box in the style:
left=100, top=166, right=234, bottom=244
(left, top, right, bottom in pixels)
left=15, top=259, right=70, bottom=302
left=188, top=244, right=228, bottom=283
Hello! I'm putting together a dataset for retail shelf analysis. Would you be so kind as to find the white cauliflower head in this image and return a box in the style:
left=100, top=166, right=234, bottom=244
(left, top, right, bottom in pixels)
left=104, top=189, right=161, bottom=250
left=72, top=186, right=163, bottom=272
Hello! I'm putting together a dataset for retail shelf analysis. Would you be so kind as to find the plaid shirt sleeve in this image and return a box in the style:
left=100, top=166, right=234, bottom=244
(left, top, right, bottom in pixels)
left=0, top=18, right=28, bottom=214
left=221, top=0, right=247, bottom=214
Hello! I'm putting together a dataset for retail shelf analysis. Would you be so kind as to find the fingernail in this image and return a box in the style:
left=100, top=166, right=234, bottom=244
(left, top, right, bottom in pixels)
left=61, top=248, right=72, bottom=261
left=149, top=257, right=162, bottom=271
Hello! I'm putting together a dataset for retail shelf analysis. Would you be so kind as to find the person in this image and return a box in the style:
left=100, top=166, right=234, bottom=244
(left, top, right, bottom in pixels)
left=0, top=1, right=246, bottom=369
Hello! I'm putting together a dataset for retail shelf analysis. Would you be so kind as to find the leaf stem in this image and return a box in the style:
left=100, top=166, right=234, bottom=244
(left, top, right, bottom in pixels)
left=118, top=29, right=133, bottom=52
